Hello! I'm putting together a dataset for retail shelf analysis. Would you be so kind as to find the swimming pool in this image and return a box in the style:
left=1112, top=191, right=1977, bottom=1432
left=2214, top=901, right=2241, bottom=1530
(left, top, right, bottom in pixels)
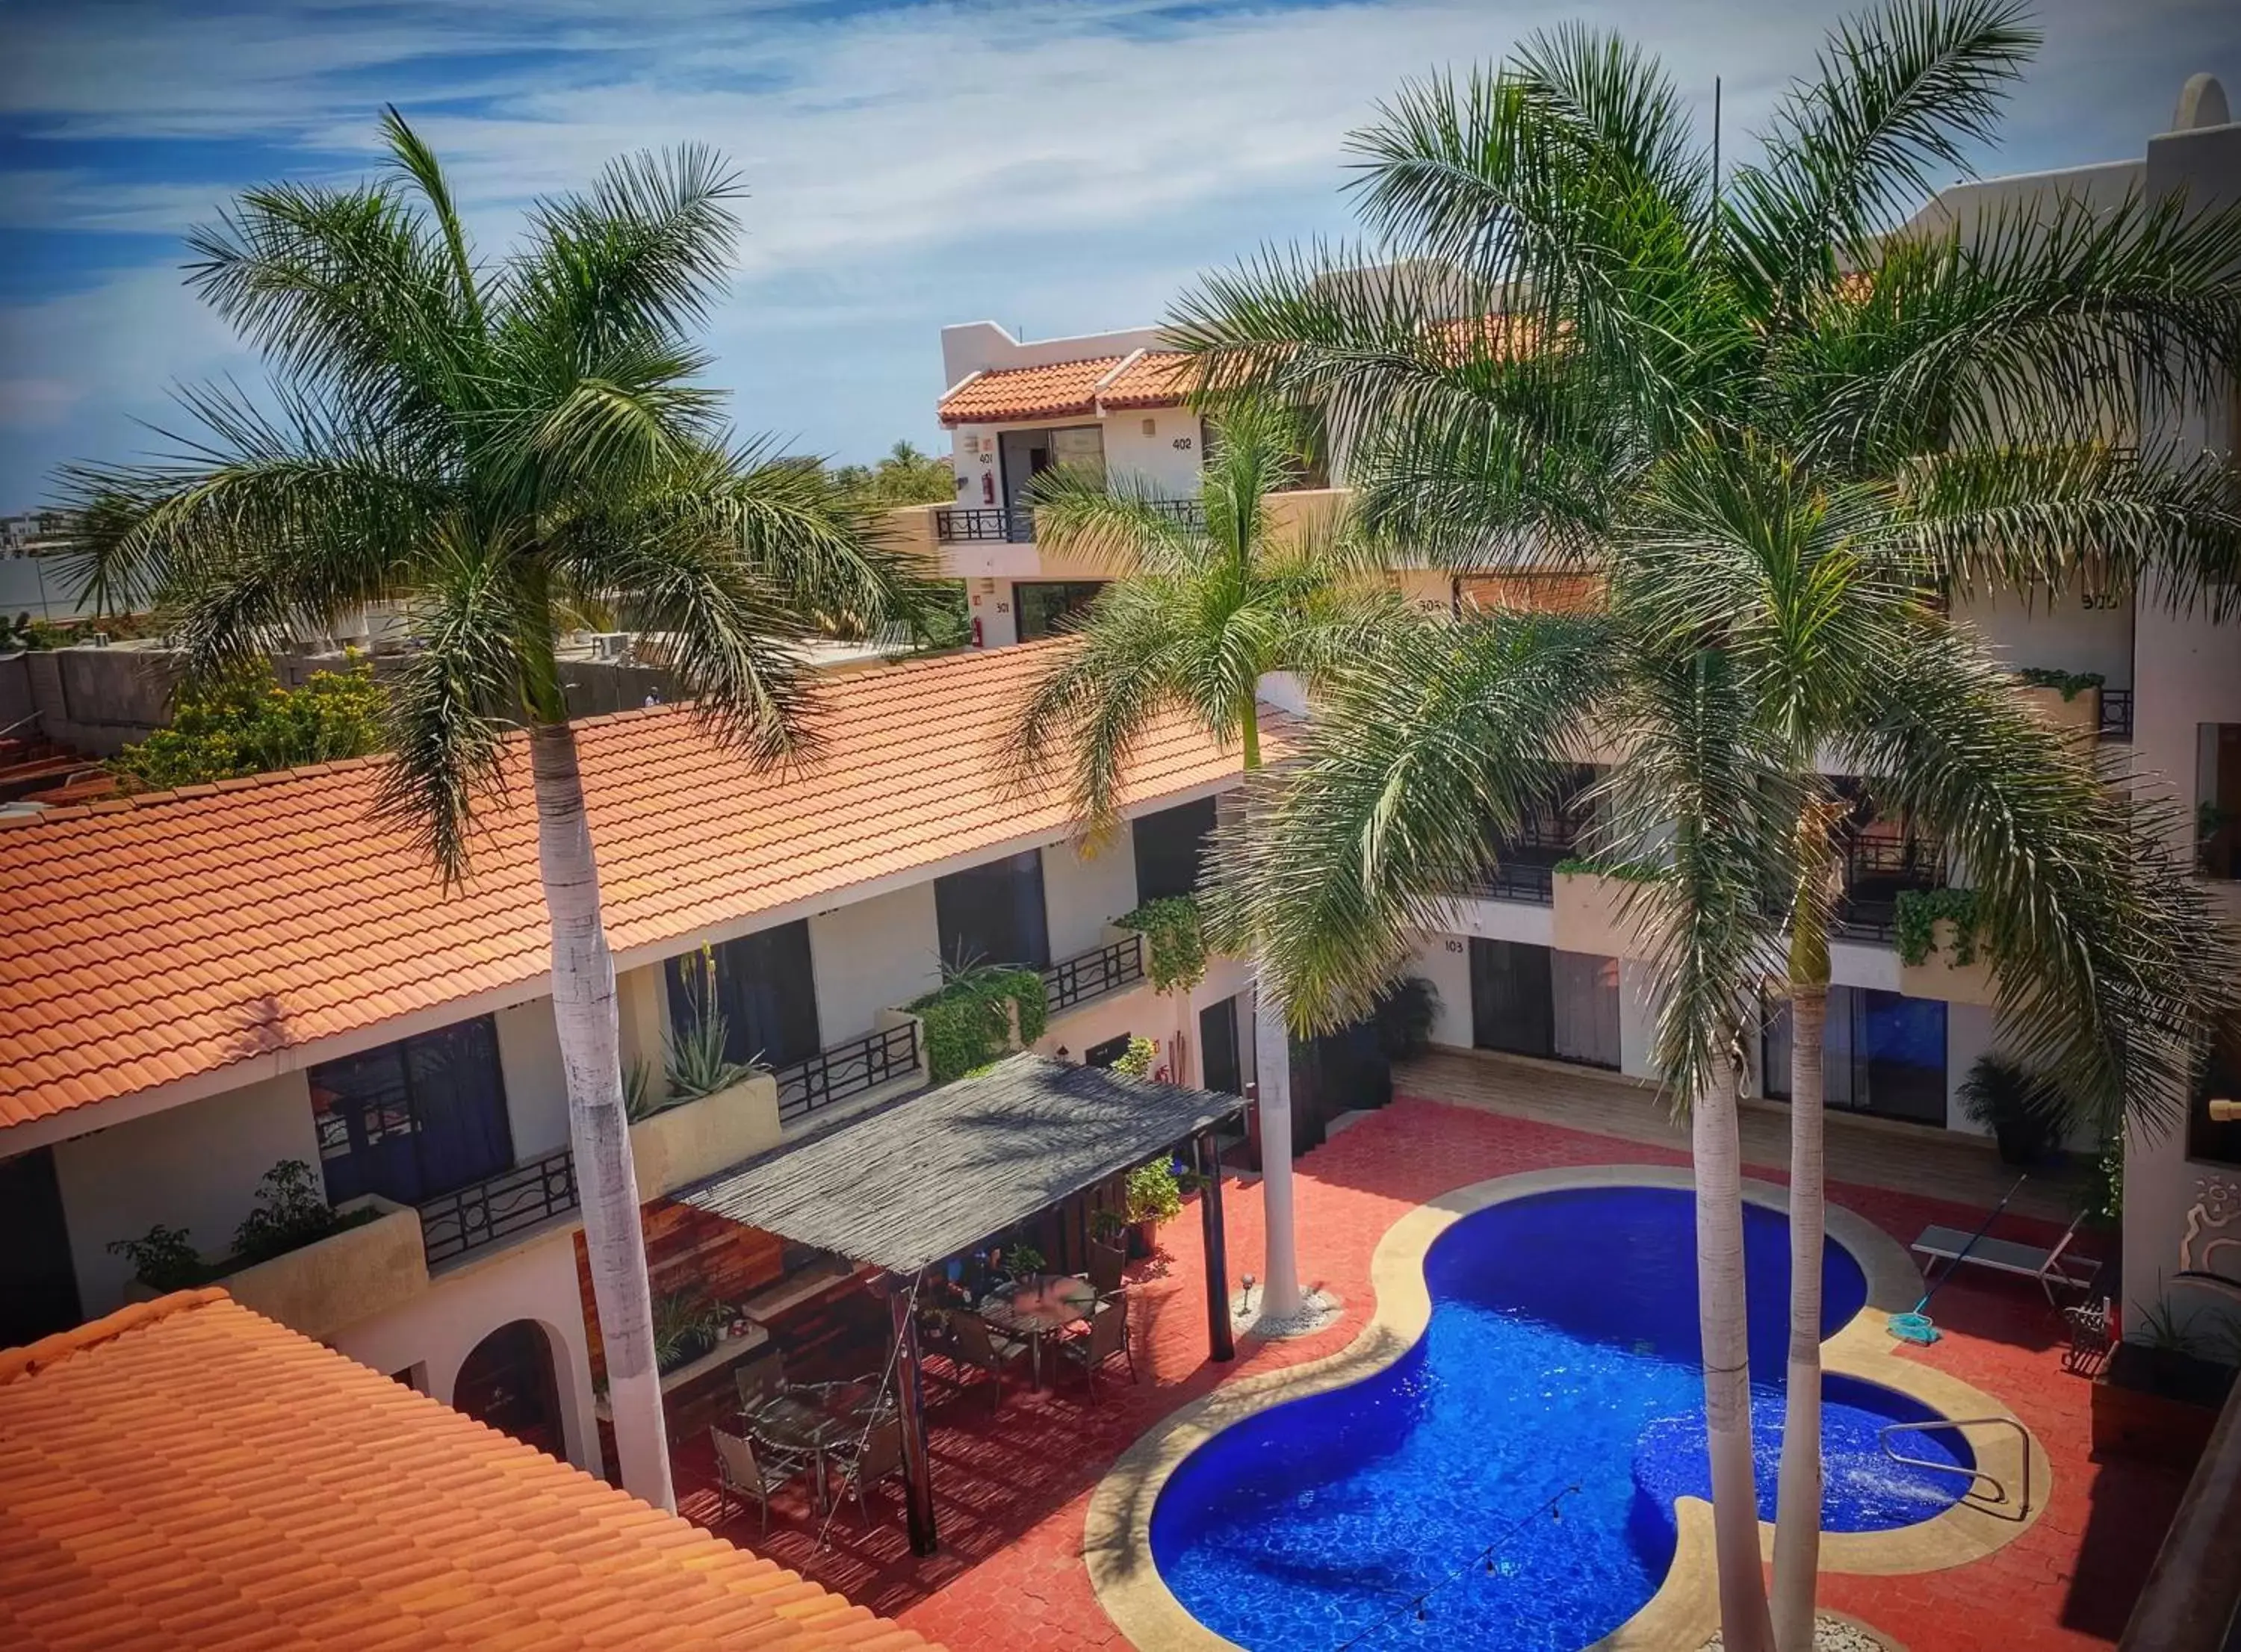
left=1149, top=1185, right=1969, bottom=1651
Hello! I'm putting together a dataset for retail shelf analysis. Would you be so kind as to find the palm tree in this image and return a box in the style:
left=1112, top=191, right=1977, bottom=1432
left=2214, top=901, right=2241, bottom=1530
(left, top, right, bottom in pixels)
left=1168, top=6, right=2241, bottom=1647
left=55, top=111, right=928, bottom=1512
left=1008, top=405, right=1402, bottom=1322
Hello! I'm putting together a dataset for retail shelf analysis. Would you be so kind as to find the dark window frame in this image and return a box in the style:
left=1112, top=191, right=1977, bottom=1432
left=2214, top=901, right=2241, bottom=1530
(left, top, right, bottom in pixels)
left=1132, top=796, right=1218, bottom=904
left=309, top=1016, right=515, bottom=1207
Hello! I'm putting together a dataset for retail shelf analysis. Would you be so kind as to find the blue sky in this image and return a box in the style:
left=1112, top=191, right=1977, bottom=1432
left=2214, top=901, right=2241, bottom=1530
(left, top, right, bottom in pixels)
left=1, top=0, right=2237, bottom=506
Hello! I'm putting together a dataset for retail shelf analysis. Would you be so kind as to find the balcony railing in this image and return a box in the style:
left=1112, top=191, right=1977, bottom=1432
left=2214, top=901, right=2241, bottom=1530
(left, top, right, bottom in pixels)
left=1460, top=860, right=1558, bottom=905
left=934, top=506, right=1023, bottom=543
left=1830, top=897, right=1900, bottom=945
left=2099, top=687, right=2134, bottom=741
left=774, top=1022, right=922, bottom=1126
left=418, top=1147, right=580, bottom=1267
left=933, top=498, right=1205, bottom=546
left=1842, top=835, right=1944, bottom=889
left=1044, top=935, right=1145, bottom=1014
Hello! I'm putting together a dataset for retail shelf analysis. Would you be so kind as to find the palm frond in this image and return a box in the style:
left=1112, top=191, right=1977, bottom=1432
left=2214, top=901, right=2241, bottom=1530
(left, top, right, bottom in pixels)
left=379, top=105, right=483, bottom=330
left=1726, top=0, right=2037, bottom=305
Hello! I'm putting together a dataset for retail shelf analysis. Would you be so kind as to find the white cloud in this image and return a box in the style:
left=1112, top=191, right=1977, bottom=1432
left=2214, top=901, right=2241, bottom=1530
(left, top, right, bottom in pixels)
left=1, top=0, right=2234, bottom=502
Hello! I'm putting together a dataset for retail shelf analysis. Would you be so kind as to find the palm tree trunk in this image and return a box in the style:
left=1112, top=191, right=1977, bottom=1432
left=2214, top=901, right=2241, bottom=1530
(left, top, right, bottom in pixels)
left=529, top=719, right=675, bottom=1512
left=1695, top=1057, right=1774, bottom=1652
left=1238, top=695, right=1301, bottom=1320
left=1771, top=982, right=1827, bottom=1652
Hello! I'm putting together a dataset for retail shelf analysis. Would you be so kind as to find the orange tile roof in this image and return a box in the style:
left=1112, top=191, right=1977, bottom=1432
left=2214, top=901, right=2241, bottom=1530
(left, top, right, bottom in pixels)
left=0, top=643, right=1263, bottom=1131
left=936, top=350, right=1195, bottom=426
left=0, top=1290, right=938, bottom=1652
left=1091, top=351, right=1194, bottom=411
left=937, top=355, right=1121, bottom=426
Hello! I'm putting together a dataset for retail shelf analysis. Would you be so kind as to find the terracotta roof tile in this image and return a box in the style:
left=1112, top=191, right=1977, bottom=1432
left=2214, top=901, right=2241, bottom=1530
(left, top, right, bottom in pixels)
left=0, top=642, right=1270, bottom=1131
left=0, top=1292, right=940, bottom=1652
left=936, top=355, right=1121, bottom=425
left=1096, top=350, right=1194, bottom=410
left=935, top=350, right=1197, bottom=426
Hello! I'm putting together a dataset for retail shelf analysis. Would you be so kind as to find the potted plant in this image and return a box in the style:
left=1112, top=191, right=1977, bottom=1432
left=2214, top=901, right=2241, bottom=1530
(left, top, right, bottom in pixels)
left=1958, top=1055, right=2074, bottom=1165
left=649, top=1288, right=727, bottom=1376
left=1123, top=1159, right=1185, bottom=1258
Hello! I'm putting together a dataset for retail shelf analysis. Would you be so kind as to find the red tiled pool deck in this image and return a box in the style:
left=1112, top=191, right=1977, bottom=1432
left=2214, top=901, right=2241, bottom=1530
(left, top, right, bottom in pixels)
left=674, top=1087, right=2191, bottom=1651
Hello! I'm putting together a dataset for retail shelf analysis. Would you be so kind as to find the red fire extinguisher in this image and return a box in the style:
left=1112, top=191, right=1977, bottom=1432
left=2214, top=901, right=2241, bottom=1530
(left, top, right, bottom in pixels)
left=981, top=471, right=996, bottom=505
left=971, top=616, right=985, bottom=649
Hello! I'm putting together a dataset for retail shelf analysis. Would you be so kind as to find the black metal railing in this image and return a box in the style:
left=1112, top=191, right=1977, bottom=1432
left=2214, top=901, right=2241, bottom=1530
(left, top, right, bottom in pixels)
left=774, top=1022, right=922, bottom=1125
left=933, top=506, right=1023, bottom=543
left=418, top=1147, right=580, bottom=1267
left=1460, top=860, right=1558, bottom=904
left=1842, top=835, right=1945, bottom=889
left=1043, top=935, right=1145, bottom=1014
left=933, top=498, right=1205, bottom=545
left=2099, top=687, right=2134, bottom=741
left=1830, top=897, right=1900, bottom=945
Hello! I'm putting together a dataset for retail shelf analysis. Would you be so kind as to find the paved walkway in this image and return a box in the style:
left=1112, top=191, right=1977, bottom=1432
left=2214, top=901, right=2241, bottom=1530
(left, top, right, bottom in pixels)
left=675, top=1084, right=2180, bottom=1651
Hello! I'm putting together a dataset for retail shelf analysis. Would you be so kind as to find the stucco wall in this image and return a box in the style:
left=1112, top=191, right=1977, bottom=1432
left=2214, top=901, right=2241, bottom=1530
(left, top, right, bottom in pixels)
left=330, top=1223, right=601, bottom=1475
left=53, top=1069, right=323, bottom=1316
left=809, top=881, right=943, bottom=1043
left=494, top=997, right=571, bottom=1160
left=1043, top=835, right=1138, bottom=961
left=1409, top=934, right=1475, bottom=1051
left=1952, top=585, right=2133, bottom=689
left=965, top=577, right=1020, bottom=648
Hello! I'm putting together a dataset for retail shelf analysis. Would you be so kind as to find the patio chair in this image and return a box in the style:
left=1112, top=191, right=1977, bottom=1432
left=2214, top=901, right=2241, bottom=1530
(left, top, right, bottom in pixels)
left=1087, top=1241, right=1126, bottom=1301
left=830, top=1417, right=906, bottom=1528
left=1909, top=1208, right=2100, bottom=1306
left=709, top=1425, right=813, bottom=1535
left=1058, top=1299, right=1134, bottom=1402
left=948, top=1313, right=1032, bottom=1409
left=733, top=1347, right=787, bottom=1416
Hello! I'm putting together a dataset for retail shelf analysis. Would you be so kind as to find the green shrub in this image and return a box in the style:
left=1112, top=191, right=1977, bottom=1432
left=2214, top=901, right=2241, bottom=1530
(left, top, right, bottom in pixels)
left=231, top=1159, right=345, bottom=1265
left=1372, top=976, right=1439, bottom=1060
left=911, top=959, right=1048, bottom=1083
left=1118, top=896, right=1209, bottom=993
left=2016, top=666, right=2106, bottom=701
left=1893, top=886, right=1980, bottom=966
left=1958, top=1055, right=2074, bottom=1165
left=108, top=1223, right=205, bottom=1291
left=111, top=659, right=387, bottom=790
left=650, top=1289, right=727, bottom=1374
left=1112, top=1034, right=1159, bottom=1078
left=1124, top=1159, right=1185, bottom=1225
left=1552, top=855, right=1664, bottom=882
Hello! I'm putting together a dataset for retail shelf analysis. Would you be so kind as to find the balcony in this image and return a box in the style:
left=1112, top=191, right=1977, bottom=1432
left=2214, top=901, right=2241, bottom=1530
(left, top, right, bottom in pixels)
left=1458, top=860, right=1558, bottom=905
left=774, top=1019, right=925, bottom=1127
left=123, top=1195, right=431, bottom=1341
left=1043, top=934, right=1147, bottom=1015
left=419, top=1148, right=580, bottom=1268
left=932, top=497, right=1205, bottom=546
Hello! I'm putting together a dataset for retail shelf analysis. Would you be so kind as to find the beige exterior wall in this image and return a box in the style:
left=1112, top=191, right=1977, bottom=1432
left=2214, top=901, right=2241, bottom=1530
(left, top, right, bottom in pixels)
left=808, top=881, right=943, bottom=1043
left=494, top=996, right=571, bottom=1161
left=329, top=1223, right=601, bottom=1475
left=1043, top=833, right=1140, bottom=961
left=52, top=1069, right=323, bottom=1317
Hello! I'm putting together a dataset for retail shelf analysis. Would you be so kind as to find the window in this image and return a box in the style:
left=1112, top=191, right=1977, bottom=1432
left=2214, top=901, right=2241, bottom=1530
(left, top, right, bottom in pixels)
left=2200, top=724, right=2241, bottom=879
left=935, top=848, right=1051, bottom=969
left=1015, top=580, right=1106, bottom=641
left=1761, top=987, right=1947, bottom=1126
left=2187, top=1019, right=2241, bottom=1167
left=666, top=921, right=822, bottom=1071
left=1133, top=796, right=1217, bottom=903
left=1469, top=938, right=1553, bottom=1058
left=309, top=1017, right=514, bottom=1205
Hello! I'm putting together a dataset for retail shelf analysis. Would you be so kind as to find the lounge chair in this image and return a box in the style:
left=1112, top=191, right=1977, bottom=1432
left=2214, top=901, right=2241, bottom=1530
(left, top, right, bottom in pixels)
left=1058, top=1299, right=1134, bottom=1401
left=948, top=1313, right=1032, bottom=1409
left=830, top=1418, right=906, bottom=1528
left=1909, top=1208, right=2099, bottom=1305
left=709, top=1425, right=812, bottom=1534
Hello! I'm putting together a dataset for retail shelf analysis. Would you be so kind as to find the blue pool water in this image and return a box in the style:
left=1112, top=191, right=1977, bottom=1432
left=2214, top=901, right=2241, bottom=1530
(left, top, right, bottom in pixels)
left=1151, top=1187, right=1969, bottom=1651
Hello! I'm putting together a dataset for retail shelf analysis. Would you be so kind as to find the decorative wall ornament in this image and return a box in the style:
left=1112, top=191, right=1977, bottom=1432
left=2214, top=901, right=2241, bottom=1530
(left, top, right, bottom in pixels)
left=2176, top=1173, right=2241, bottom=1299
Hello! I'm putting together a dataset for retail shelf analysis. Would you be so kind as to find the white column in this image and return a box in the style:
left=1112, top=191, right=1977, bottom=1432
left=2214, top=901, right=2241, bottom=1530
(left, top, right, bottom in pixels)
left=1253, top=979, right=1301, bottom=1319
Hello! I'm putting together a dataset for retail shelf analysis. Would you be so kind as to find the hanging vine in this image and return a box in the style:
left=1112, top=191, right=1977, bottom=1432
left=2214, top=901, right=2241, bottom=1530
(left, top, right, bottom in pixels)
left=1118, top=895, right=1209, bottom=993
left=1894, top=887, right=1980, bottom=967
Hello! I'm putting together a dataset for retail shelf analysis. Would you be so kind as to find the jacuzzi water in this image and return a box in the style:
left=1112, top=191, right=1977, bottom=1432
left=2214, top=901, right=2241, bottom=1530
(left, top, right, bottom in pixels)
left=1150, top=1186, right=1970, bottom=1651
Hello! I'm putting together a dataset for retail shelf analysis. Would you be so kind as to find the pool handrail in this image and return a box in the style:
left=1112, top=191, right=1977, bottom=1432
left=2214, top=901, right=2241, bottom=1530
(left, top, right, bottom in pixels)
left=1876, top=1415, right=2031, bottom=1519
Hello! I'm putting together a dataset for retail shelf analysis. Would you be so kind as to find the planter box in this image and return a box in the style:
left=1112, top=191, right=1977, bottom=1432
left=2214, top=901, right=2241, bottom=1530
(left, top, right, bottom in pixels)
left=630, top=1073, right=783, bottom=1199
left=2092, top=1340, right=2234, bottom=1465
left=1897, top=917, right=1998, bottom=1006
left=2018, top=683, right=2101, bottom=744
left=121, top=1196, right=430, bottom=1341
left=1551, top=870, right=1653, bottom=960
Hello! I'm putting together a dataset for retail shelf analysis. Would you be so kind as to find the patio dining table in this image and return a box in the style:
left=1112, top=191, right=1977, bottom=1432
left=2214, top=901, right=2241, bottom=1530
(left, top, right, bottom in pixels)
left=743, top=1379, right=894, bottom=1512
left=977, top=1274, right=1098, bottom=1389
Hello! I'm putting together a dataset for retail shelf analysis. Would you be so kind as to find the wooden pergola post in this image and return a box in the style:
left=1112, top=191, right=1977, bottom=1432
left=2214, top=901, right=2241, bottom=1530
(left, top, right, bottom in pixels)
left=888, top=1279, right=939, bottom=1556
left=1195, top=1127, right=1234, bottom=1363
